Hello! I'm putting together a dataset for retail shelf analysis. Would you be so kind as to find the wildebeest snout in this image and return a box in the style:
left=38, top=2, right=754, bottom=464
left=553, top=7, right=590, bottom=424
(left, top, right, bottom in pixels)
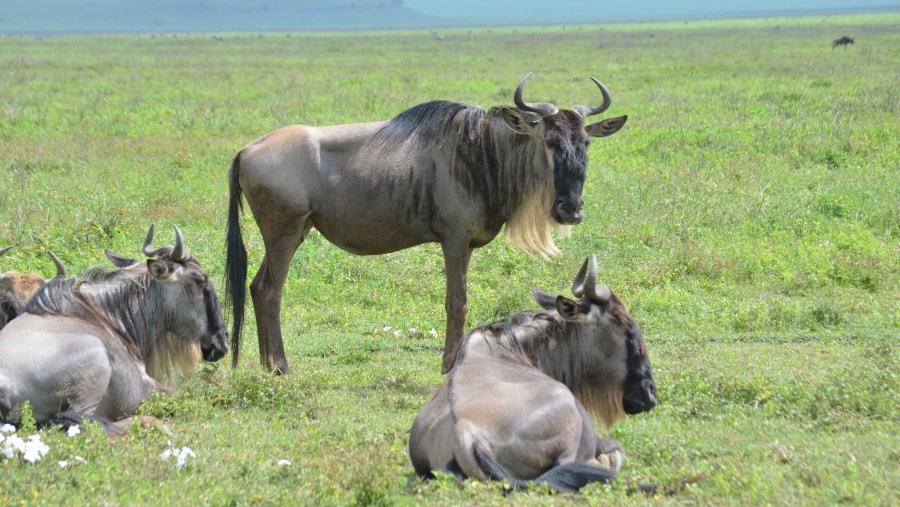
left=203, top=328, right=229, bottom=361
left=552, top=196, right=584, bottom=225
left=624, top=378, right=657, bottom=414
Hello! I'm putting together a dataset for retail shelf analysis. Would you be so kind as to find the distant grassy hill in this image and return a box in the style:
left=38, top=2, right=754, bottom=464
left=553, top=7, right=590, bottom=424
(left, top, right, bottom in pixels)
left=0, top=0, right=448, bottom=33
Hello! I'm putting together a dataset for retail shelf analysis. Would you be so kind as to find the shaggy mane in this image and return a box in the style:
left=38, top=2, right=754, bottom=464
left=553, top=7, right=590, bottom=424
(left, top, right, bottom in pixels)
left=24, top=267, right=201, bottom=384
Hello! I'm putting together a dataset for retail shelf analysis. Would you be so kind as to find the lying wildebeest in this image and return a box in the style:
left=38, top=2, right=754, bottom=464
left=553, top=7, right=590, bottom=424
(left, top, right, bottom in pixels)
left=0, top=225, right=228, bottom=435
left=409, top=255, right=657, bottom=492
left=226, top=72, right=627, bottom=373
left=832, top=36, right=854, bottom=49
left=0, top=247, right=66, bottom=331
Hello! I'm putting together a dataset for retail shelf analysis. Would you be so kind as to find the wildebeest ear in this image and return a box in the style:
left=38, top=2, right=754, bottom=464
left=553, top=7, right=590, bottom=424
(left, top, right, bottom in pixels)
left=147, top=258, right=171, bottom=280
left=586, top=115, right=627, bottom=138
left=499, top=107, right=539, bottom=135
left=105, top=249, right=138, bottom=268
left=532, top=287, right=558, bottom=310
left=555, top=295, right=581, bottom=320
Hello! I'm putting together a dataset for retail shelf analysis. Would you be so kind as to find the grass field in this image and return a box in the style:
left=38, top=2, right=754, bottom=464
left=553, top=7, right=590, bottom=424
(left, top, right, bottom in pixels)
left=1, top=13, right=898, bottom=506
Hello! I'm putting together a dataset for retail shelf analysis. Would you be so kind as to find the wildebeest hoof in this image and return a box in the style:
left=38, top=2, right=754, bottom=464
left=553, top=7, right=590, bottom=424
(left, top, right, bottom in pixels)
left=596, top=436, right=625, bottom=457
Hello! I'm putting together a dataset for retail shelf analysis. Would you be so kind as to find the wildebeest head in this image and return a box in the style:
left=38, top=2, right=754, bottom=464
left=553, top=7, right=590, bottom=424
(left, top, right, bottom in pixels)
left=112, top=225, right=228, bottom=363
left=533, top=255, right=656, bottom=426
left=0, top=248, right=66, bottom=330
left=500, top=73, right=627, bottom=226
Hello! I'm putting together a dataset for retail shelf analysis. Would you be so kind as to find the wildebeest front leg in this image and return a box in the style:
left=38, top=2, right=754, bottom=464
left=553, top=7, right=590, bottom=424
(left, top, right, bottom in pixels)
left=441, top=243, right=472, bottom=373
left=595, top=436, right=625, bottom=472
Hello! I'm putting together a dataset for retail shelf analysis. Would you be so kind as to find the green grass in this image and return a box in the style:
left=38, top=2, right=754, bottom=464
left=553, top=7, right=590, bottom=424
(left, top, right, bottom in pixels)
left=1, top=13, right=898, bottom=506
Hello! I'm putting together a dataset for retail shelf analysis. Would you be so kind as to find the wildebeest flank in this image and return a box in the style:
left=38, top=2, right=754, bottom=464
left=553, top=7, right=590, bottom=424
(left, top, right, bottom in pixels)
left=0, top=225, right=228, bottom=435
left=408, top=255, right=657, bottom=492
left=225, top=72, right=627, bottom=373
left=0, top=248, right=66, bottom=331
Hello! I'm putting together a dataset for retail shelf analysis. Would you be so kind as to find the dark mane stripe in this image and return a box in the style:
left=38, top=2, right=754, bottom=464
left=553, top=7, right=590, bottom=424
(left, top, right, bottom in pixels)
left=371, top=100, right=484, bottom=149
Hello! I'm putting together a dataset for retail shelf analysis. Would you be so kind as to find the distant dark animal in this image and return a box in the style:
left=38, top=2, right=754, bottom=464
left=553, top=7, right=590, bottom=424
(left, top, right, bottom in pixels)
left=832, top=36, right=854, bottom=49
left=0, top=248, right=66, bottom=331
left=408, top=255, right=657, bottom=492
left=0, top=225, right=228, bottom=435
left=225, top=72, right=628, bottom=374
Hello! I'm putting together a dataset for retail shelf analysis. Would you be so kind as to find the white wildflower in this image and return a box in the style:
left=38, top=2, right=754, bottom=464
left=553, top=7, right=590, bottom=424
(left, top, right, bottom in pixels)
left=58, top=460, right=68, bottom=468
left=277, top=459, right=292, bottom=466
left=382, top=326, right=392, bottom=332
left=66, top=425, right=81, bottom=437
left=393, top=329, right=402, bottom=337
left=1, top=424, right=15, bottom=434
left=428, top=329, right=438, bottom=337
left=22, top=435, right=50, bottom=463
left=2, top=434, right=25, bottom=458
left=409, top=327, right=418, bottom=334
left=160, top=445, right=196, bottom=469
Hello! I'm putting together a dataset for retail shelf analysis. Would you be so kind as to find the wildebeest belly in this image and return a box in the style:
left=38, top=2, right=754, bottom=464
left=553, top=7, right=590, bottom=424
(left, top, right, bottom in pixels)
left=0, top=314, right=146, bottom=422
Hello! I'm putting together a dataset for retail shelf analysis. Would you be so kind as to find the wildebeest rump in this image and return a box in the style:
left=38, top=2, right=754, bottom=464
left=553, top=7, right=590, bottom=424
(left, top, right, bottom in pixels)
left=0, top=248, right=66, bottom=331
left=225, top=73, right=627, bottom=373
left=408, top=255, right=656, bottom=492
left=0, top=225, right=228, bottom=434
left=833, top=36, right=854, bottom=49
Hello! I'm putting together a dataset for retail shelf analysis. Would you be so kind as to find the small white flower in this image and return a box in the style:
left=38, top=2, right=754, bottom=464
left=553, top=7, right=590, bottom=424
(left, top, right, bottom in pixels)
left=408, top=327, right=418, bottom=334
left=277, top=459, right=292, bottom=466
left=161, top=445, right=196, bottom=469
left=0, top=424, right=15, bottom=434
left=22, top=435, right=49, bottom=463
left=428, top=329, right=438, bottom=337
left=66, top=425, right=81, bottom=437
left=393, top=329, right=402, bottom=337
left=2, top=434, right=25, bottom=458
left=74, top=456, right=86, bottom=463
left=58, top=460, right=68, bottom=468
left=382, top=326, right=392, bottom=332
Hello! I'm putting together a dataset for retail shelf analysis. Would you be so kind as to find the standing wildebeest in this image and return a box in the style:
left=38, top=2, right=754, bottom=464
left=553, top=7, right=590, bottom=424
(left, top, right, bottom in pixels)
left=408, top=255, right=657, bottom=492
left=832, top=36, right=854, bottom=49
left=0, top=248, right=66, bottom=331
left=0, top=225, right=228, bottom=434
left=225, top=73, right=628, bottom=373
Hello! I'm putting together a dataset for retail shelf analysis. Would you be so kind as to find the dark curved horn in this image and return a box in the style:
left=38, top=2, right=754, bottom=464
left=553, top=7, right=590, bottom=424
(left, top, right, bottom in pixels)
left=572, top=256, right=590, bottom=298
left=0, top=246, right=11, bottom=257
left=47, top=251, right=66, bottom=278
left=572, top=254, right=611, bottom=303
left=572, top=77, right=612, bottom=118
left=171, top=225, right=190, bottom=261
left=514, top=72, right=559, bottom=117
left=142, top=224, right=156, bottom=257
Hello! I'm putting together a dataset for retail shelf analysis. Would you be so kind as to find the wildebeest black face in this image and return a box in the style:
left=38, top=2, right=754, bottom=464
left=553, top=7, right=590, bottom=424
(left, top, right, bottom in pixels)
left=120, top=225, right=229, bottom=363
left=545, top=111, right=628, bottom=225
left=621, top=321, right=657, bottom=414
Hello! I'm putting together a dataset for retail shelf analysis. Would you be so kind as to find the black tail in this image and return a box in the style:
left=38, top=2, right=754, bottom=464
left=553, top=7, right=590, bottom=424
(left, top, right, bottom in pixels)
left=224, top=152, right=248, bottom=369
left=473, top=444, right=616, bottom=493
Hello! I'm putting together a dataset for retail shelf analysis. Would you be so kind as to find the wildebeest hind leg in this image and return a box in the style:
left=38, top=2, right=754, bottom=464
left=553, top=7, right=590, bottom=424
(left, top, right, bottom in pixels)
left=249, top=221, right=308, bottom=374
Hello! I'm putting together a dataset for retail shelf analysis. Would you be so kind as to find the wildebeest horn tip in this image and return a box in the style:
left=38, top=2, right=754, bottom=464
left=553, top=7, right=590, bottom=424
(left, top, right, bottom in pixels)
left=172, top=224, right=190, bottom=261
left=142, top=224, right=157, bottom=257
left=48, top=251, right=66, bottom=278
left=0, top=246, right=11, bottom=257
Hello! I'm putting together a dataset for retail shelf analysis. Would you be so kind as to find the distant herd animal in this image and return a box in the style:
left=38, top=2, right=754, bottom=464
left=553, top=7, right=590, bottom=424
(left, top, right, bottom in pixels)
left=832, top=35, right=854, bottom=49
left=1, top=73, right=661, bottom=494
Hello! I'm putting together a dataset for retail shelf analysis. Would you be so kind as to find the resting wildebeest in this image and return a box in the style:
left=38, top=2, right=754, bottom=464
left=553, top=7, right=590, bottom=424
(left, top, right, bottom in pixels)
left=0, top=248, right=66, bottom=331
left=225, top=72, right=627, bottom=373
left=0, top=225, right=228, bottom=435
left=832, top=36, right=854, bottom=49
left=409, top=255, right=656, bottom=492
